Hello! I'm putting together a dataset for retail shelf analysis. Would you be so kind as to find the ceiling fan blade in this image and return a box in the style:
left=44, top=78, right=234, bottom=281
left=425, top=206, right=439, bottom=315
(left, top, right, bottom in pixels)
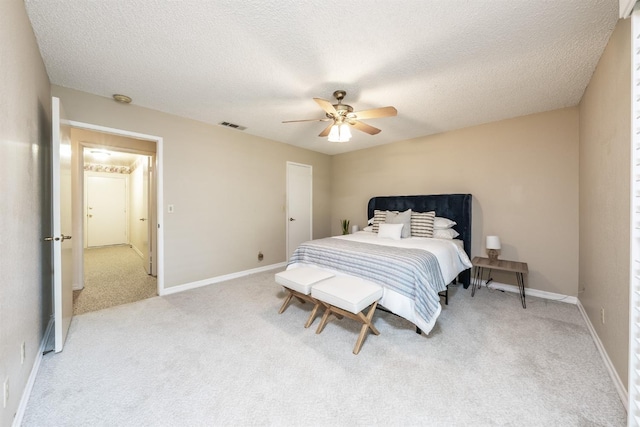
left=282, top=118, right=331, bottom=123
left=351, top=120, right=381, bottom=135
left=352, top=106, right=397, bottom=120
left=318, top=122, right=334, bottom=137
left=313, top=98, right=337, bottom=116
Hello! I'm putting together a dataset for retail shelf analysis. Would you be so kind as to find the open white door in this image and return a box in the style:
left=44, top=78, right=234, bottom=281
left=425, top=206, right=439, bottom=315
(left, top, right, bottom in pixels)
left=141, top=156, right=151, bottom=274
left=50, top=97, right=73, bottom=353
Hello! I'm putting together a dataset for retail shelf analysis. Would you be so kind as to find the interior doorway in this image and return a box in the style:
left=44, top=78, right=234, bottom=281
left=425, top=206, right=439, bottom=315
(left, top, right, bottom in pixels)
left=70, top=126, right=162, bottom=314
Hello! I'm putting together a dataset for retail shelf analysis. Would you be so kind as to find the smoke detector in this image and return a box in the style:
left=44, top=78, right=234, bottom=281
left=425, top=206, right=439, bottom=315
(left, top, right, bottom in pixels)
left=113, top=94, right=132, bottom=104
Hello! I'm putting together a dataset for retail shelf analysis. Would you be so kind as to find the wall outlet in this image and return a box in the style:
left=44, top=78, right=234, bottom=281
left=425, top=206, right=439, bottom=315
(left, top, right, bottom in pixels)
left=3, top=379, right=8, bottom=408
left=257, top=251, right=264, bottom=261
left=600, top=307, right=605, bottom=324
left=21, top=342, right=25, bottom=365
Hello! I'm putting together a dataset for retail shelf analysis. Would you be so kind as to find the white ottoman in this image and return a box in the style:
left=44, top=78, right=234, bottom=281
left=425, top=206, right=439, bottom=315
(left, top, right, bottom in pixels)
left=275, top=267, right=335, bottom=328
left=311, top=276, right=383, bottom=355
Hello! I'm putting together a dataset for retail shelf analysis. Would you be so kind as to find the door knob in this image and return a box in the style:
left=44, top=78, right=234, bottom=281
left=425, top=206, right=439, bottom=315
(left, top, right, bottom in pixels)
left=289, top=218, right=296, bottom=221
left=139, top=218, right=147, bottom=221
left=43, top=235, right=72, bottom=242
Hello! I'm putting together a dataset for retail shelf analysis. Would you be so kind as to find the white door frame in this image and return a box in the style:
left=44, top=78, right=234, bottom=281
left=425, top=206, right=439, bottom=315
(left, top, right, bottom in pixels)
left=68, top=120, right=165, bottom=294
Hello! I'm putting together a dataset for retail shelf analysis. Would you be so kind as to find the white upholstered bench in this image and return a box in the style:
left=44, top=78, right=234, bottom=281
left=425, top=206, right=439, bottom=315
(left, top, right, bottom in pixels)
left=312, top=276, right=383, bottom=355
left=275, top=267, right=335, bottom=328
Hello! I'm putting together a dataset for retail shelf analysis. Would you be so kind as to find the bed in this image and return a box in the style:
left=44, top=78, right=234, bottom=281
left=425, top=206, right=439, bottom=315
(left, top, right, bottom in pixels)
left=287, top=194, right=473, bottom=334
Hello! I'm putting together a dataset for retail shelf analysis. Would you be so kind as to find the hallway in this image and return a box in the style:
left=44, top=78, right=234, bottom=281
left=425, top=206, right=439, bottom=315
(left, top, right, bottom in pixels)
left=73, top=245, right=156, bottom=314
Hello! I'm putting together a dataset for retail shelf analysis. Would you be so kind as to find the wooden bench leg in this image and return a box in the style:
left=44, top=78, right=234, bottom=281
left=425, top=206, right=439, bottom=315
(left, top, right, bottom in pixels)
left=278, top=291, right=294, bottom=314
left=304, top=302, right=322, bottom=328
left=353, top=301, right=379, bottom=355
left=316, top=304, right=332, bottom=334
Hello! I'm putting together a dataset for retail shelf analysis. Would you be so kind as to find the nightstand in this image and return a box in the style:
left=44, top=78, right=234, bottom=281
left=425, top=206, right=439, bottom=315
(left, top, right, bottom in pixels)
left=471, top=256, right=528, bottom=308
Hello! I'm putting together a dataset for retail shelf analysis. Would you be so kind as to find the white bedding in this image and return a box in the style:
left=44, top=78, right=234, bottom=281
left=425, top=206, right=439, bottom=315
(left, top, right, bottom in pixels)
left=288, top=231, right=472, bottom=334
left=335, top=231, right=471, bottom=284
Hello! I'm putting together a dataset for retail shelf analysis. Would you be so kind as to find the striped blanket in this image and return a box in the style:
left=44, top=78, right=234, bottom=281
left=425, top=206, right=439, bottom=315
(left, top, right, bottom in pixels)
left=288, top=237, right=446, bottom=324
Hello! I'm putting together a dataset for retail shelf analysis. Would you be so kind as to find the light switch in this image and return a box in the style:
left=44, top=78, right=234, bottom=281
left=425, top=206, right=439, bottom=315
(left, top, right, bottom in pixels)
left=167, top=204, right=174, bottom=213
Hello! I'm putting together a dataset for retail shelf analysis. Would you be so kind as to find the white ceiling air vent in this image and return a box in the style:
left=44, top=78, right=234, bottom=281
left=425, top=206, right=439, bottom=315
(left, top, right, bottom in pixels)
left=218, top=121, right=246, bottom=131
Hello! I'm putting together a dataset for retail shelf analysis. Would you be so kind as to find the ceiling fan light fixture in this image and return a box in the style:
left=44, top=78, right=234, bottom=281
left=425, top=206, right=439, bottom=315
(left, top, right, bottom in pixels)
left=284, top=90, right=395, bottom=142
left=327, top=123, right=351, bottom=142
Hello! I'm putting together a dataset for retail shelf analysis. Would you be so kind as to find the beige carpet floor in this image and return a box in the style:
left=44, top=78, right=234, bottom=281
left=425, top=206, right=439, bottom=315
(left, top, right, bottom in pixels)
left=24, top=270, right=626, bottom=426
left=73, top=245, right=157, bottom=315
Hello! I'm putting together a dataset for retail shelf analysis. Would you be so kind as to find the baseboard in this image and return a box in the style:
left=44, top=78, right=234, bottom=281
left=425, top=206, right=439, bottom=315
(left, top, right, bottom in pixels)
left=13, top=316, right=54, bottom=427
left=575, top=300, right=629, bottom=412
left=472, top=279, right=577, bottom=304
left=160, top=262, right=287, bottom=296
left=474, top=279, right=628, bottom=410
left=487, top=281, right=578, bottom=304
left=131, top=244, right=143, bottom=259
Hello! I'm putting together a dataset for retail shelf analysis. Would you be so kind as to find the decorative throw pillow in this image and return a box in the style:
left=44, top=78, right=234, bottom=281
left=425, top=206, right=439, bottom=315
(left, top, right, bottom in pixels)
left=434, top=216, right=457, bottom=230
left=432, top=228, right=460, bottom=239
left=411, top=211, right=436, bottom=238
left=386, top=209, right=412, bottom=238
left=371, top=209, right=388, bottom=233
left=377, top=223, right=403, bottom=240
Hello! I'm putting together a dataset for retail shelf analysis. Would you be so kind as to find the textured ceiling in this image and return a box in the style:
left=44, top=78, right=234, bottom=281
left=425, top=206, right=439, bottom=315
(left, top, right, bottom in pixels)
left=25, top=0, right=618, bottom=155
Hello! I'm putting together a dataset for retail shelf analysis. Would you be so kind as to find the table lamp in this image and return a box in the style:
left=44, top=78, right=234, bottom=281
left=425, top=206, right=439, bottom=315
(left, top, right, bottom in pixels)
left=486, top=235, right=501, bottom=262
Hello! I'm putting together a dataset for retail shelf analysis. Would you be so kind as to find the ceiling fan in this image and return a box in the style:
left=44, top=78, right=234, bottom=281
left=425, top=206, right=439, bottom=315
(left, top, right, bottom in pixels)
left=282, top=90, right=397, bottom=142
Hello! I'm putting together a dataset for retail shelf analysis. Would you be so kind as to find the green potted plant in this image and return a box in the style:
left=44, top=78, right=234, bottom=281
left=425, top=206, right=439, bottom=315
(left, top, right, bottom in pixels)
left=340, top=219, right=350, bottom=235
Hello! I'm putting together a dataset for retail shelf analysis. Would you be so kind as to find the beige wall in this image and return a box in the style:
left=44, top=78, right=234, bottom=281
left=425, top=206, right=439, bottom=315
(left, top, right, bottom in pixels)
left=579, top=18, right=631, bottom=389
left=0, top=1, right=52, bottom=425
left=332, top=107, right=580, bottom=296
left=52, top=86, right=332, bottom=288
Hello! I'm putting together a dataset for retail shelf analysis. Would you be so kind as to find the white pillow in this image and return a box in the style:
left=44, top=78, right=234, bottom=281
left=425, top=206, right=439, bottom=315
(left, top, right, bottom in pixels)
left=433, top=228, right=460, bottom=239
left=434, top=217, right=457, bottom=229
left=362, top=225, right=374, bottom=232
left=385, top=209, right=412, bottom=238
left=377, top=223, right=403, bottom=240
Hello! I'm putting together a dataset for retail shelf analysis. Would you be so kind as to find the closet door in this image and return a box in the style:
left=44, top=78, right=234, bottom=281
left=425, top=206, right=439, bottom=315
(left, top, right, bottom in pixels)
left=286, top=162, right=312, bottom=260
left=86, top=174, right=128, bottom=247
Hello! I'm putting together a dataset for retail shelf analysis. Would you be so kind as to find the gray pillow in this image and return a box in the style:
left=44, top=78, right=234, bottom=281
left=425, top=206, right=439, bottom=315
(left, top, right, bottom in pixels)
left=386, top=209, right=412, bottom=238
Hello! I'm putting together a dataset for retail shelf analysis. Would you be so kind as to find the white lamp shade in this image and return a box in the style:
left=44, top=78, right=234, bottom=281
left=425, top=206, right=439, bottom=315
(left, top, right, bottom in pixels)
left=327, top=123, right=352, bottom=142
left=486, top=235, right=501, bottom=250
left=327, top=125, right=340, bottom=142
left=339, top=123, right=352, bottom=141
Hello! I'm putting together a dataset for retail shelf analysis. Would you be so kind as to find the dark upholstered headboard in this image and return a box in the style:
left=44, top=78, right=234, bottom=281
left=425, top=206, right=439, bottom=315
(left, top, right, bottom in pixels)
left=367, top=194, right=473, bottom=287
